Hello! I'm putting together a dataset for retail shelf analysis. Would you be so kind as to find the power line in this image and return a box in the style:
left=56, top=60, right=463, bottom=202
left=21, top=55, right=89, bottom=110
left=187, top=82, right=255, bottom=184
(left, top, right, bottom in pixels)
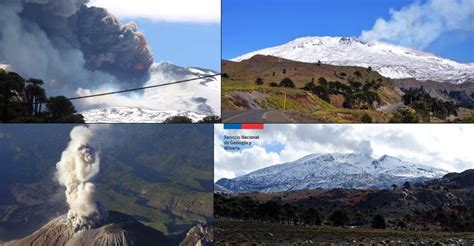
left=41, top=73, right=221, bottom=103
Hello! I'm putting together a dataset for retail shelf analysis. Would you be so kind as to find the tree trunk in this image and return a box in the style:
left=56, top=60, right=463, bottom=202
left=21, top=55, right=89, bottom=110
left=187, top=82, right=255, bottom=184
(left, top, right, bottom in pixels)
left=34, top=97, right=38, bottom=116
left=3, top=86, right=8, bottom=122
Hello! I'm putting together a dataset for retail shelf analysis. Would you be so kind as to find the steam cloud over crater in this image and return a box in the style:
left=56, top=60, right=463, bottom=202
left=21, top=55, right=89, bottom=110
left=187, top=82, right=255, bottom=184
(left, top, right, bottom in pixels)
left=360, top=0, right=474, bottom=49
left=56, top=126, right=108, bottom=231
left=0, top=0, right=153, bottom=92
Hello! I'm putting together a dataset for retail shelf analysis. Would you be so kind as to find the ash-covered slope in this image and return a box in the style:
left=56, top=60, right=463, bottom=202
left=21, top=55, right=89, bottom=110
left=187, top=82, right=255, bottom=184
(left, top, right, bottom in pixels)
left=3, top=211, right=173, bottom=246
left=80, top=62, right=221, bottom=123
left=216, top=153, right=448, bottom=193
left=233, top=36, right=474, bottom=84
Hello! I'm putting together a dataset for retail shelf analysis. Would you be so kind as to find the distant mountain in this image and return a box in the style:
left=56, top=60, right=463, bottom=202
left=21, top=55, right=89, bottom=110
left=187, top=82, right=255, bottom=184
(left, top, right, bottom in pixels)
left=233, top=36, right=474, bottom=84
left=80, top=62, right=221, bottom=123
left=216, top=153, right=448, bottom=193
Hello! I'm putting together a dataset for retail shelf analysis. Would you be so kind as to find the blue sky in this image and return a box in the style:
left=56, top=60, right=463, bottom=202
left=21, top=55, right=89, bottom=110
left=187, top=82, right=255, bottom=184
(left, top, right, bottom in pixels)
left=129, top=19, right=221, bottom=71
left=223, top=0, right=474, bottom=63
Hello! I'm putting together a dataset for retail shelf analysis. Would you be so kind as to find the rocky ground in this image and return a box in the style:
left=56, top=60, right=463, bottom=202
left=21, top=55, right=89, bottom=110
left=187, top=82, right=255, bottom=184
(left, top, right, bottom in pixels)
left=215, top=219, right=474, bottom=245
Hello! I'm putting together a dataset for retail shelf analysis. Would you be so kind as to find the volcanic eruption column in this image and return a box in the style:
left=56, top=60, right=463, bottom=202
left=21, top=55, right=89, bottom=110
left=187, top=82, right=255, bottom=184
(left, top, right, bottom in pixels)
left=56, top=126, right=108, bottom=231
left=0, top=0, right=153, bottom=88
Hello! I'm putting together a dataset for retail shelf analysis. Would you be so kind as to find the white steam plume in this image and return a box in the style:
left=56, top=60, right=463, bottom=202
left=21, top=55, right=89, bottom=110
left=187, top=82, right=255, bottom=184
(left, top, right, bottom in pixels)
left=360, top=0, right=474, bottom=49
left=55, top=126, right=108, bottom=231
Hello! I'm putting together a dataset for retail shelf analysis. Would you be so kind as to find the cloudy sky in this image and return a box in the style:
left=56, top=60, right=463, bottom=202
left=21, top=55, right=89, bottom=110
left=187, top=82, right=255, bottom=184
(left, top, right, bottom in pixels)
left=88, top=0, right=221, bottom=71
left=214, top=124, right=474, bottom=181
left=223, top=0, right=474, bottom=63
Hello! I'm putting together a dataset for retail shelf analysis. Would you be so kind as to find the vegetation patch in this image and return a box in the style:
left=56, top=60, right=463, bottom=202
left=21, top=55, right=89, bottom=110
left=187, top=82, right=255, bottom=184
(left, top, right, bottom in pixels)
left=0, top=69, right=84, bottom=123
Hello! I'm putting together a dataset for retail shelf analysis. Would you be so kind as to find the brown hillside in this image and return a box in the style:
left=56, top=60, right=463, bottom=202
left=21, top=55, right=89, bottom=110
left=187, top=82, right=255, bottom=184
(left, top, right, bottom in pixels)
left=222, top=55, right=392, bottom=88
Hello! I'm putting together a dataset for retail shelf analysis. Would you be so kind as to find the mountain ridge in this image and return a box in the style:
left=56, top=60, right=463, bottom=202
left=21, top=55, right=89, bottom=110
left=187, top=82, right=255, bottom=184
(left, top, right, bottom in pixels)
left=233, top=36, right=474, bottom=84
left=216, top=153, right=448, bottom=193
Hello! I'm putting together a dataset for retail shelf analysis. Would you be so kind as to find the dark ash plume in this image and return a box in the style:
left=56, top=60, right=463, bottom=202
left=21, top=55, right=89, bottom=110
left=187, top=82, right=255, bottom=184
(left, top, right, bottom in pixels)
left=0, top=0, right=154, bottom=91
left=76, top=6, right=154, bottom=80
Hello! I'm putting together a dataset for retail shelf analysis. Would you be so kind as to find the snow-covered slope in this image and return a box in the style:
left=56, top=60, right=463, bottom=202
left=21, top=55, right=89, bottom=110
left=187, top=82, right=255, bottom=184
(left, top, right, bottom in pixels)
left=81, top=62, right=220, bottom=123
left=81, top=107, right=208, bottom=123
left=233, top=36, right=474, bottom=84
left=143, top=62, right=221, bottom=117
left=214, top=184, right=233, bottom=194
left=216, top=153, right=448, bottom=193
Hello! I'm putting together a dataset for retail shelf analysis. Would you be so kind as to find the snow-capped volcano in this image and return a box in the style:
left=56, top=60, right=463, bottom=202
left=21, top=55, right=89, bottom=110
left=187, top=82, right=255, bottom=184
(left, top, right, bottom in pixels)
left=233, top=36, right=474, bottom=84
left=80, top=62, right=221, bottom=123
left=215, top=153, right=448, bottom=193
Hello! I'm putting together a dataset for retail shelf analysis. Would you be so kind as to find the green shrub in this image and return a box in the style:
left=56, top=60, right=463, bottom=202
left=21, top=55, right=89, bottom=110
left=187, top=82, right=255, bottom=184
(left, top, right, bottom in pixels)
left=361, top=113, right=373, bottom=123
left=371, top=214, right=386, bottom=229
left=389, top=108, right=419, bottom=123
left=269, top=82, right=279, bottom=87
left=255, top=77, right=264, bottom=85
left=329, top=209, right=349, bottom=227
left=198, top=116, right=221, bottom=123
left=279, top=78, right=295, bottom=88
left=163, top=115, right=193, bottom=123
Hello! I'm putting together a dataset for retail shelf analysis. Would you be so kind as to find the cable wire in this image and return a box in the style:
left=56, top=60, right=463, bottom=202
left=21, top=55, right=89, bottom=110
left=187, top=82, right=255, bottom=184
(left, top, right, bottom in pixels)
left=40, top=73, right=221, bottom=103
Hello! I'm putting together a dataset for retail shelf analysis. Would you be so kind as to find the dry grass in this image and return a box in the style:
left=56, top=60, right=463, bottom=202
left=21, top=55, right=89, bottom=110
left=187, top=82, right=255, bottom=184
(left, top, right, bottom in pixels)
left=222, top=56, right=402, bottom=123
left=215, top=219, right=474, bottom=245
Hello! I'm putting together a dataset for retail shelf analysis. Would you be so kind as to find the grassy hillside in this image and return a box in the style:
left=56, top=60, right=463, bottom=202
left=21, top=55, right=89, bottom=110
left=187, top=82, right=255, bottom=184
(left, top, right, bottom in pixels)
left=223, top=55, right=393, bottom=88
left=223, top=81, right=333, bottom=111
left=0, top=125, right=213, bottom=240
left=222, top=55, right=470, bottom=123
left=222, top=55, right=401, bottom=123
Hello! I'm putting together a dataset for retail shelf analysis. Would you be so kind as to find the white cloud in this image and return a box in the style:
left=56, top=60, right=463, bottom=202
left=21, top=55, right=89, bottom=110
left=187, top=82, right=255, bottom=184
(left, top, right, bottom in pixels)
left=214, top=144, right=281, bottom=181
left=360, top=0, right=474, bottom=49
left=214, top=124, right=474, bottom=181
left=87, top=0, right=220, bottom=23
